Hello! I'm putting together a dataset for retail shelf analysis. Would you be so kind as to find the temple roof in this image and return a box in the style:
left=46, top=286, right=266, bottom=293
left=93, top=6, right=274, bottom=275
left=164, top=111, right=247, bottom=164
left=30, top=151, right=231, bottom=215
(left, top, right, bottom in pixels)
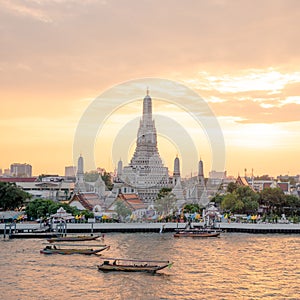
left=116, top=193, right=147, bottom=211
left=70, top=192, right=104, bottom=211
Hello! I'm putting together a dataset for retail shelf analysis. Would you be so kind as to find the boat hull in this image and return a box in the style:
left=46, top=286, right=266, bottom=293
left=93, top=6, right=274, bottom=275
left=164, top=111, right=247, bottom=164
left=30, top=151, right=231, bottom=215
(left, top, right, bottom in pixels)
left=174, top=232, right=220, bottom=238
left=40, top=246, right=109, bottom=255
left=47, top=235, right=100, bottom=243
left=97, top=264, right=168, bottom=273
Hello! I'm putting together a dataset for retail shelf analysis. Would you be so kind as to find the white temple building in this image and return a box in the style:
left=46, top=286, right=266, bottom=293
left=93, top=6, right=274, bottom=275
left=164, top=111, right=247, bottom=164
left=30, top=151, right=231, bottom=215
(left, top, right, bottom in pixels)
left=121, top=90, right=170, bottom=203
left=73, top=91, right=214, bottom=212
left=113, top=91, right=211, bottom=208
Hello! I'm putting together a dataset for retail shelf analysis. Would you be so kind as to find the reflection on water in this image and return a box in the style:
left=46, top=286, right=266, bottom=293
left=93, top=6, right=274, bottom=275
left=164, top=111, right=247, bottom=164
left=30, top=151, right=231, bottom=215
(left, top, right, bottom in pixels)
left=1, top=233, right=300, bottom=299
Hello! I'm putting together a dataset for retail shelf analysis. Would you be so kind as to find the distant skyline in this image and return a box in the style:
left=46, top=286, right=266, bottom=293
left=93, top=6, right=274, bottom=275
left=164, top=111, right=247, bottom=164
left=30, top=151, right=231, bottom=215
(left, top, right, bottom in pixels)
left=1, top=0, right=300, bottom=177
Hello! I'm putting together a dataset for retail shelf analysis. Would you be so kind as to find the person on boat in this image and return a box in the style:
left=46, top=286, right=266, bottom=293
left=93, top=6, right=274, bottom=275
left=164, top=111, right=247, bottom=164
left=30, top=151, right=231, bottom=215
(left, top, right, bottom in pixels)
left=186, top=219, right=194, bottom=229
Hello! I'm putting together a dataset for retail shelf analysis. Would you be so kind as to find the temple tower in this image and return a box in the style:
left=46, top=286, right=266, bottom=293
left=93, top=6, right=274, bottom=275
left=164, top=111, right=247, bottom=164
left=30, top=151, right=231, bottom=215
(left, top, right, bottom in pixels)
left=173, top=156, right=181, bottom=185
left=198, top=159, right=205, bottom=186
left=75, top=154, right=86, bottom=192
left=122, top=90, right=169, bottom=203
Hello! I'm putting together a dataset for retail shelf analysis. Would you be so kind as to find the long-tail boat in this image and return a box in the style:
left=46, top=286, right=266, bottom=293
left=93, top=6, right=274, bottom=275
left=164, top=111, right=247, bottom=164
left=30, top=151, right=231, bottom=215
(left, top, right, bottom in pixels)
left=97, top=258, right=173, bottom=274
left=47, top=235, right=103, bottom=243
left=40, top=244, right=110, bottom=255
left=174, top=228, right=221, bottom=238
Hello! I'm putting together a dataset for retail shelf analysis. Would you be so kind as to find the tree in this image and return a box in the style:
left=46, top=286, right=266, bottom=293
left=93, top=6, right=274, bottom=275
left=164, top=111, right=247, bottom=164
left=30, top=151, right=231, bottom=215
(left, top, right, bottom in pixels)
left=156, top=187, right=172, bottom=199
left=101, top=172, right=113, bottom=190
left=26, top=199, right=58, bottom=220
left=255, top=174, right=272, bottom=180
left=282, top=194, right=300, bottom=217
left=227, top=182, right=238, bottom=193
left=0, top=182, right=30, bottom=210
left=259, top=187, right=285, bottom=214
left=221, top=193, right=242, bottom=213
left=84, top=171, right=99, bottom=182
left=221, top=186, right=259, bottom=214
left=235, top=186, right=259, bottom=214
left=183, top=203, right=202, bottom=214
left=25, top=198, right=90, bottom=220
left=211, top=193, right=225, bottom=206
left=154, top=192, right=177, bottom=216
left=114, top=200, right=131, bottom=221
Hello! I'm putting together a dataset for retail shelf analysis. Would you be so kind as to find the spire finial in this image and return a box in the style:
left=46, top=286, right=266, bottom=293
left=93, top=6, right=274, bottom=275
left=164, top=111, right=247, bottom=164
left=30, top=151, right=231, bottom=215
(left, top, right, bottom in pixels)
left=146, top=86, right=149, bottom=95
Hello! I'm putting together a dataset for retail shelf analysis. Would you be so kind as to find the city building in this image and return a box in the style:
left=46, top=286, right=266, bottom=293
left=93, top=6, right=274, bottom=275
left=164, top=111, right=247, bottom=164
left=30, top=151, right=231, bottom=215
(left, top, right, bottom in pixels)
left=3, top=169, right=10, bottom=176
left=65, top=166, right=76, bottom=177
left=0, top=176, right=74, bottom=201
left=10, top=163, right=32, bottom=177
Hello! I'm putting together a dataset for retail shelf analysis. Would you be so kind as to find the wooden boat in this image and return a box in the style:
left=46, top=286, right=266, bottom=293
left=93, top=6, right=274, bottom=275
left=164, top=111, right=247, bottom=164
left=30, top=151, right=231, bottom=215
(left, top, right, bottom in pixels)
left=40, top=244, right=110, bottom=255
left=174, top=229, right=220, bottom=238
left=47, top=235, right=102, bottom=243
left=97, top=258, right=173, bottom=273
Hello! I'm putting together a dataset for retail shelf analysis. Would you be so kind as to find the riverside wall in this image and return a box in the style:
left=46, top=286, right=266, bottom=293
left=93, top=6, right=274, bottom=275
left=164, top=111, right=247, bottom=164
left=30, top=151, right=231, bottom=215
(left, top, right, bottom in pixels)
left=1, top=221, right=300, bottom=237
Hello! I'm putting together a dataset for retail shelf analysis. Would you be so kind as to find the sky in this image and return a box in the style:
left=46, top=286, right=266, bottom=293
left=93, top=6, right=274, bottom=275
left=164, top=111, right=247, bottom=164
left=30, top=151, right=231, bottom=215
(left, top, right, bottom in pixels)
left=0, top=0, right=300, bottom=178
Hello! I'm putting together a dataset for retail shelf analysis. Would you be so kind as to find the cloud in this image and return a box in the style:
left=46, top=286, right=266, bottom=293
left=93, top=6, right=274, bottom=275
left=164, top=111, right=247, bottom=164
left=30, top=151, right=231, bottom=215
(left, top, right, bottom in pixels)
left=1, top=0, right=300, bottom=176
left=280, top=96, right=300, bottom=106
left=1, top=0, right=53, bottom=22
left=182, top=68, right=300, bottom=124
left=185, top=69, right=300, bottom=94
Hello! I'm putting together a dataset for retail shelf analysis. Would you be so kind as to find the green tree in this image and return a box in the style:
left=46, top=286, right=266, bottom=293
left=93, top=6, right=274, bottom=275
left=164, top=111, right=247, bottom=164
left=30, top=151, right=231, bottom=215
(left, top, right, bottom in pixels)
left=259, top=187, right=285, bottom=214
left=235, top=186, right=259, bottom=214
left=221, top=193, right=242, bottom=213
left=25, top=198, right=92, bottom=220
left=221, top=186, right=259, bottom=214
left=183, top=203, right=202, bottom=214
left=227, top=182, right=238, bottom=193
left=0, top=182, right=30, bottom=210
left=282, top=194, right=300, bottom=217
left=114, top=200, right=131, bottom=221
left=156, top=187, right=172, bottom=199
left=26, top=199, right=53, bottom=220
left=211, top=193, right=225, bottom=206
left=101, top=172, right=113, bottom=190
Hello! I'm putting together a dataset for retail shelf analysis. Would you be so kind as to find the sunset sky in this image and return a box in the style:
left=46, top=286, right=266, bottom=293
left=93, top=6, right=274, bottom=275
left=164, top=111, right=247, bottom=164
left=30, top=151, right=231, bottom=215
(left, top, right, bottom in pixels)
left=1, top=0, right=300, bottom=177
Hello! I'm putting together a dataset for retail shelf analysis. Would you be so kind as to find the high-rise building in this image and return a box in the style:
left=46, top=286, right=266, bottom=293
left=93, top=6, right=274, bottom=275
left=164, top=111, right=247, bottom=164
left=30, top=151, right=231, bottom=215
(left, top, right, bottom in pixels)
left=10, top=163, right=32, bottom=177
left=4, top=169, right=10, bottom=176
left=122, top=90, right=169, bottom=203
left=65, top=166, right=76, bottom=177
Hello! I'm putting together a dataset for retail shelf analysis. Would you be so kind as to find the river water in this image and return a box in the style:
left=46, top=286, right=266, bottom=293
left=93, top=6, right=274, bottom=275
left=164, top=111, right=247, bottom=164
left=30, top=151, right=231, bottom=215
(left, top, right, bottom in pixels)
left=1, top=232, right=300, bottom=300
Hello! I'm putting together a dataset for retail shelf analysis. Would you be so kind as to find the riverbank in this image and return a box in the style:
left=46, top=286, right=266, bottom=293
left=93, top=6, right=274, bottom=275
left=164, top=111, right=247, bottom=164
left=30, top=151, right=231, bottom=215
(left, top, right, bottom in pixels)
left=1, top=221, right=300, bottom=237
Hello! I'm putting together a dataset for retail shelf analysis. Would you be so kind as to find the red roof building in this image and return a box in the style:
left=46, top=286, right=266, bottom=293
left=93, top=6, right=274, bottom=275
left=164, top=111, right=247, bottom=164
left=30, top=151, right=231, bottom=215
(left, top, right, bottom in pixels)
left=69, top=192, right=105, bottom=212
left=0, top=177, right=37, bottom=183
left=108, top=193, right=147, bottom=220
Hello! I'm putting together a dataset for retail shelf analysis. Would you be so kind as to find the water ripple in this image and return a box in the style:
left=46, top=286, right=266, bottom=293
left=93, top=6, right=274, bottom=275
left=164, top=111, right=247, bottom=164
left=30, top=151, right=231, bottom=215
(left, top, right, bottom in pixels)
left=0, top=233, right=300, bottom=299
